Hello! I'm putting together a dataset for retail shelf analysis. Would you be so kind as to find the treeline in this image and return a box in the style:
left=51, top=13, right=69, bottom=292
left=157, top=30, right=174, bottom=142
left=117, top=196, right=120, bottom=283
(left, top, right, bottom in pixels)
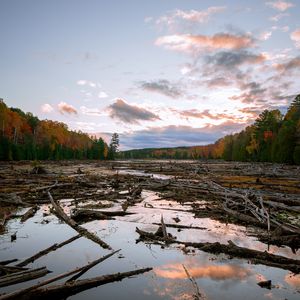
left=0, top=99, right=118, bottom=160
left=120, top=94, right=300, bottom=164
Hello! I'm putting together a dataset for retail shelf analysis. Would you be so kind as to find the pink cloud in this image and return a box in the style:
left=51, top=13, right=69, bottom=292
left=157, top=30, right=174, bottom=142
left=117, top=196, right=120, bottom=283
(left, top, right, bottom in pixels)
left=291, top=29, right=300, bottom=48
left=155, top=33, right=254, bottom=53
left=41, top=103, right=54, bottom=113
left=58, top=102, right=77, bottom=115
left=266, top=1, right=294, bottom=11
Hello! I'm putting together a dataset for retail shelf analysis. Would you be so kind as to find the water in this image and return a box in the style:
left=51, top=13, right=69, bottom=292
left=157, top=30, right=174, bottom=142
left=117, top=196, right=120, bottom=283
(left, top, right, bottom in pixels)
left=0, top=190, right=299, bottom=299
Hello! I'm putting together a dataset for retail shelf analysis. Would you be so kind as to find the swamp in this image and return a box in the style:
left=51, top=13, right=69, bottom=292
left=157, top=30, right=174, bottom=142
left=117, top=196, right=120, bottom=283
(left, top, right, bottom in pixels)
left=0, top=160, right=299, bottom=300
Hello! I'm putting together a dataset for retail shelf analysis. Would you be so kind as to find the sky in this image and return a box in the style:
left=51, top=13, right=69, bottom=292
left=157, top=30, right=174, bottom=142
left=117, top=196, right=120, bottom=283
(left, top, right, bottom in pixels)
left=0, top=0, right=299, bottom=150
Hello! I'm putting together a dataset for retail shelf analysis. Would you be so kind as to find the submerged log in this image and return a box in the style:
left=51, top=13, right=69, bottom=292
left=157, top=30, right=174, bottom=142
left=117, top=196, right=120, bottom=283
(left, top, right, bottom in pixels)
left=136, top=228, right=300, bottom=273
left=16, top=234, right=81, bottom=267
left=0, top=267, right=50, bottom=287
left=2, top=267, right=152, bottom=300
left=0, top=250, right=121, bottom=300
left=20, top=206, right=38, bottom=223
left=48, top=191, right=112, bottom=250
left=71, top=209, right=113, bottom=223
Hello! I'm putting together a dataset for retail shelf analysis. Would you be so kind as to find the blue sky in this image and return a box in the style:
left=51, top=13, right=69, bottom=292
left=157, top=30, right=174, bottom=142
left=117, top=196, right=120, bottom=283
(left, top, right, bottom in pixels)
left=0, top=0, right=299, bottom=149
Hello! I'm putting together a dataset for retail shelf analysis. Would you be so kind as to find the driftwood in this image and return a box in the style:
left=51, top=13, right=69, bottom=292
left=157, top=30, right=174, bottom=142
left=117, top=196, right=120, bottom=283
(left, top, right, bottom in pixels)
left=3, top=267, right=152, bottom=300
left=0, top=265, right=27, bottom=276
left=0, top=267, right=50, bottom=287
left=48, top=191, right=112, bottom=250
left=182, top=264, right=204, bottom=300
left=136, top=228, right=300, bottom=273
left=20, top=206, right=38, bottom=223
left=0, top=250, right=121, bottom=300
left=0, top=259, right=18, bottom=266
left=71, top=209, right=113, bottom=223
left=0, top=193, right=24, bottom=206
left=66, top=249, right=121, bottom=282
left=16, top=234, right=81, bottom=267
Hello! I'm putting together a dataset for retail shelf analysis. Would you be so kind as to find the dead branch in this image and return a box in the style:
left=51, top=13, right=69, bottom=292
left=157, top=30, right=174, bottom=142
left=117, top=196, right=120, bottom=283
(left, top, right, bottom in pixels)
left=16, top=234, right=81, bottom=267
left=1, top=267, right=152, bottom=300
left=0, top=267, right=50, bottom=287
left=20, top=205, right=39, bottom=223
left=48, top=191, right=112, bottom=250
left=0, top=250, right=121, bottom=300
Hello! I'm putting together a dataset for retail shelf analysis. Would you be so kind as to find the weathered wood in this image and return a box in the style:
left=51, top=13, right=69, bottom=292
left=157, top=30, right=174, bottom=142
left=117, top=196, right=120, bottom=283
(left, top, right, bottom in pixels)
left=0, top=267, right=50, bottom=287
left=48, top=191, right=112, bottom=250
left=0, top=259, right=18, bottom=266
left=66, top=249, right=121, bottom=282
left=136, top=228, right=300, bottom=273
left=0, top=250, right=121, bottom=300
left=71, top=209, right=112, bottom=223
left=2, top=267, right=152, bottom=300
left=0, top=265, right=28, bottom=276
left=20, top=206, right=38, bottom=223
left=16, top=234, right=81, bottom=267
left=182, top=264, right=204, bottom=300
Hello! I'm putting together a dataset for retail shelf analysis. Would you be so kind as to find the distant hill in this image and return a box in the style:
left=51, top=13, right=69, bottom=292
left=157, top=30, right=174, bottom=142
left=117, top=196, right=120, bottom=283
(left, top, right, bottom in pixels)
left=120, top=94, right=300, bottom=164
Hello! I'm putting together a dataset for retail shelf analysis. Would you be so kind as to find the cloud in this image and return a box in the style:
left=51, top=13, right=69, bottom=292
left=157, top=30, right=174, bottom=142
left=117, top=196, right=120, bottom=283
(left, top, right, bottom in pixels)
left=98, top=91, right=108, bottom=98
left=41, top=103, right=54, bottom=113
left=269, top=12, right=289, bottom=21
left=107, top=99, right=160, bottom=124
left=154, top=263, right=251, bottom=281
left=275, top=56, right=300, bottom=74
left=266, top=1, right=294, bottom=11
left=155, top=33, right=254, bottom=54
left=156, top=6, right=226, bottom=28
left=205, top=51, right=266, bottom=68
left=139, top=79, right=183, bottom=98
left=58, top=102, right=77, bottom=114
left=120, top=123, right=246, bottom=149
left=175, top=109, right=244, bottom=122
left=76, top=80, right=97, bottom=88
left=259, top=31, right=272, bottom=41
left=80, top=106, right=104, bottom=116
left=291, top=29, right=300, bottom=48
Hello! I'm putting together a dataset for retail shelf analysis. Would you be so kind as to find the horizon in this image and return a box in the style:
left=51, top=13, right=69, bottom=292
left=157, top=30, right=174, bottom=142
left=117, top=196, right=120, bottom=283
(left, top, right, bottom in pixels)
left=1, top=0, right=299, bottom=150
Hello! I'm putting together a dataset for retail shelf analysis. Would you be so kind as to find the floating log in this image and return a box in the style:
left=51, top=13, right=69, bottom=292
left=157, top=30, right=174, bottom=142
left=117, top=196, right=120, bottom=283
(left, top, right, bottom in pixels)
left=16, top=234, right=81, bottom=267
left=0, top=267, right=50, bottom=287
left=2, top=267, right=152, bottom=300
left=0, top=250, right=121, bottom=300
left=0, top=259, right=18, bottom=266
left=20, top=206, right=38, bottom=223
left=48, top=191, right=112, bottom=250
left=136, top=228, right=300, bottom=273
left=72, top=210, right=113, bottom=223
left=0, top=265, right=28, bottom=276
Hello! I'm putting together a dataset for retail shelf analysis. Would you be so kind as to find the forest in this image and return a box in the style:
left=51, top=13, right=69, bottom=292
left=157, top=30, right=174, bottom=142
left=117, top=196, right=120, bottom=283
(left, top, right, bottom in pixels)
left=0, top=99, right=119, bottom=161
left=121, top=94, right=300, bottom=164
left=1, top=94, right=299, bottom=164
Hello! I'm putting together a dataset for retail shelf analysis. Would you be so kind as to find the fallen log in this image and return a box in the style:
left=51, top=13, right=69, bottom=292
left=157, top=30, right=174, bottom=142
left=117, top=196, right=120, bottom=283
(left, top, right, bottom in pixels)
left=0, top=193, right=25, bottom=206
left=0, top=250, right=121, bottom=300
left=136, top=228, right=300, bottom=273
left=16, top=234, right=81, bottom=267
left=0, top=267, right=50, bottom=287
left=20, top=206, right=38, bottom=223
left=71, top=209, right=113, bottom=223
left=182, top=264, right=204, bottom=300
left=0, top=259, right=18, bottom=266
left=0, top=265, right=28, bottom=276
left=3, top=267, right=152, bottom=300
left=48, top=191, right=111, bottom=250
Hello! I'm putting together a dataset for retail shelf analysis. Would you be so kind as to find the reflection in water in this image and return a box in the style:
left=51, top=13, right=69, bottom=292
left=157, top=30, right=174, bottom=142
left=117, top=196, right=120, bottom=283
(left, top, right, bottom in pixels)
left=154, top=262, right=252, bottom=281
left=285, top=274, right=300, bottom=288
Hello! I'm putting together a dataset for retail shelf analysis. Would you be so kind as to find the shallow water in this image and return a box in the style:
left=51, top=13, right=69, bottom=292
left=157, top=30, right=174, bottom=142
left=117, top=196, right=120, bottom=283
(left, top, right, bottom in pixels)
left=0, top=190, right=299, bottom=299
